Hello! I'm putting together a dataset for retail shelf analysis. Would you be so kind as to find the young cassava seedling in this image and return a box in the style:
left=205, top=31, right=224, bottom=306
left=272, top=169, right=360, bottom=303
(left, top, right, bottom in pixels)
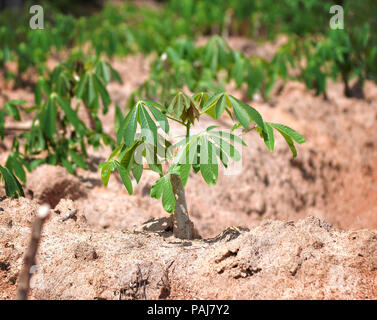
left=0, top=99, right=26, bottom=198
left=0, top=54, right=121, bottom=197
left=101, top=91, right=305, bottom=239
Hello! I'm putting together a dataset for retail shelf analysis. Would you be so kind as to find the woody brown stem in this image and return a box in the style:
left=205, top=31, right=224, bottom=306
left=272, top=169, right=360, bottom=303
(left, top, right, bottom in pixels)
left=170, top=174, right=195, bottom=240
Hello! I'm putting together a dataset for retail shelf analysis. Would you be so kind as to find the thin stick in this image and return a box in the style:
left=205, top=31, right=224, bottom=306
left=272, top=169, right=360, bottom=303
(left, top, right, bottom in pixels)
left=16, top=204, right=50, bottom=300
left=60, top=209, right=77, bottom=222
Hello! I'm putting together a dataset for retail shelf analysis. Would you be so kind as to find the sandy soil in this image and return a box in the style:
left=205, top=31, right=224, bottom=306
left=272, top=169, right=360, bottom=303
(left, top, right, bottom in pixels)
left=0, top=38, right=377, bottom=299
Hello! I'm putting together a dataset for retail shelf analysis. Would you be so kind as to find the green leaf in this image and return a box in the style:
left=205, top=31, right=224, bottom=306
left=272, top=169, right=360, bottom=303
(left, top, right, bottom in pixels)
left=210, top=131, right=246, bottom=146
left=162, top=178, right=175, bottom=213
left=174, top=135, right=199, bottom=165
left=201, top=92, right=223, bottom=118
left=121, top=106, right=138, bottom=146
left=211, top=136, right=241, bottom=161
left=139, top=105, right=158, bottom=146
left=29, top=159, right=44, bottom=171
left=42, top=96, right=57, bottom=139
left=94, top=75, right=111, bottom=109
left=178, top=164, right=191, bottom=187
left=277, top=130, right=297, bottom=157
left=263, top=122, right=275, bottom=152
left=228, top=96, right=249, bottom=129
left=101, top=162, right=111, bottom=186
left=99, top=60, right=111, bottom=84
left=115, top=161, right=133, bottom=195
left=5, top=100, right=24, bottom=121
left=87, top=73, right=96, bottom=105
left=68, top=149, right=87, bottom=170
left=76, top=72, right=88, bottom=98
left=269, top=123, right=306, bottom=144
left=61, top=156, right=75, bottom=174
left=200, top=138, right=218, bottom=185
left=56, top=95, right=86, bottom=136
left=5, top=154, right=26, bottom=183
left=150, top=175, right=176, bottom=213
left=215, top=95, right=226, bottom=119
left=150, top=176, right=164, bottom=199
left=228, top=96, right=265, bottom=131
left=213, top=143, right=229, bottom=168
left=143, top=101, right=169, bottom=133
left=240, top=101, right=265, bottom=132
left=0, top=165, right=24, bottom=198
left=132, top=163, right=143, bottom=183
left=109, top=63, right=122, bottom=83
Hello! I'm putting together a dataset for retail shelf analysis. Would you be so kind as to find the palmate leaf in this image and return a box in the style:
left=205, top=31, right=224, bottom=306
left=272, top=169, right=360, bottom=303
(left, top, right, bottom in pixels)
left=100, top=150, right=134, bottom=194
left=117, top=101, right=169, bottom=147
left=76, top=69, right=112, bottom=114
left=203, top=36, right=232, bottom=72
left=200, top=92, right=265, bottom=132
left=173, top=128, right=245, bottom=185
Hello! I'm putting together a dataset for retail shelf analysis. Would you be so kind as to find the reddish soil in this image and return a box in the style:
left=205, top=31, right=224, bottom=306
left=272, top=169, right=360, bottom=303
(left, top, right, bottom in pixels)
left=1, top=39, right=377, bottom=299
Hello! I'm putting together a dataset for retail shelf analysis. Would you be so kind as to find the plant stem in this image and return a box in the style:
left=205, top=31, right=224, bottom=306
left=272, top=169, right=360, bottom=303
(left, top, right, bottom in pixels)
left=166, top=115, right=185, bottom=126
left=169, top=121, right=196, bottom=239
left=241, top=125, right=256, bottom=135
left=186, top=122, right=190, bottom=137
left=170, top=173, right=195, bottom=239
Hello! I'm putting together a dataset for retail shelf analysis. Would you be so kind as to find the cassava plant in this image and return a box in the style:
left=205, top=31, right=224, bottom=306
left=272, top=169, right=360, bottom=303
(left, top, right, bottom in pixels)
left=128, top=36, right=236, bottom=105
left=1, top=53, right=121, bottom=196
left=0, top=165, right=24, bottom=198
left=0, top=100, right=26, bottom=197
left=101, top=91, right=305, bottom=239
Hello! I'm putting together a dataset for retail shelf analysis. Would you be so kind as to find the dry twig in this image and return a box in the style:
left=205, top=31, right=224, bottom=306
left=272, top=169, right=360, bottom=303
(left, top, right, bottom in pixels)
left=60, top=209, right=77, bottom=222
left=16, top=204, right=50, bottom=300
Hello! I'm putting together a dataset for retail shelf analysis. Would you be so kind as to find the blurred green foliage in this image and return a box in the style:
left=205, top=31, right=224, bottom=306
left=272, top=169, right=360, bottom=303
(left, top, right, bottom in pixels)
left=0, top=0, right=376, bottom=196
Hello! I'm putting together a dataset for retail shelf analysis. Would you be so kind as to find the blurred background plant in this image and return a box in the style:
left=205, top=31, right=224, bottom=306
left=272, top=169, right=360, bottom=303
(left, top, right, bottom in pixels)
left=0, top=0, right=376, bottom=195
